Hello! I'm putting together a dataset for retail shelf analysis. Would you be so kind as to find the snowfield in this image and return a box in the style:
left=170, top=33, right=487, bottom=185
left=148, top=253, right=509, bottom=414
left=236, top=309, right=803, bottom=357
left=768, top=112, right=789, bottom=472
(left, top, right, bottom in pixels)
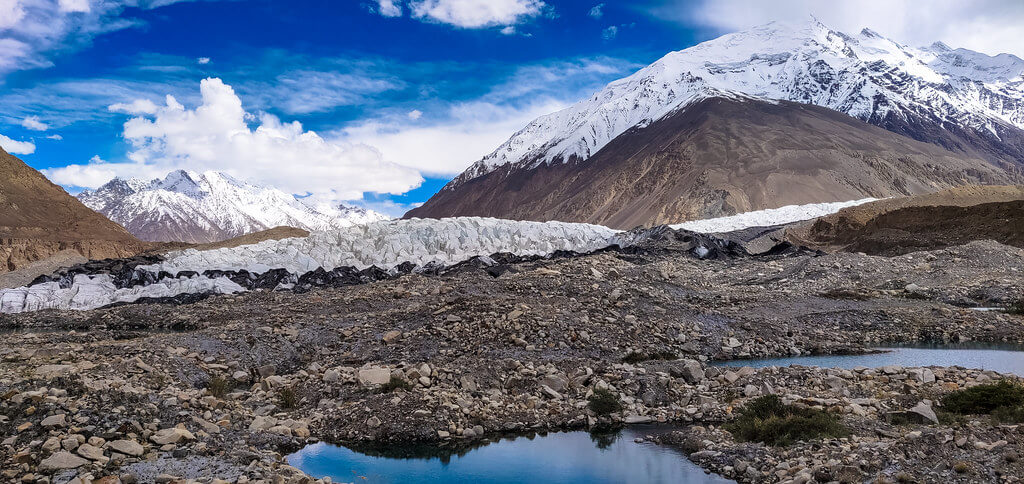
left=670, top=198, right=878, bottom=233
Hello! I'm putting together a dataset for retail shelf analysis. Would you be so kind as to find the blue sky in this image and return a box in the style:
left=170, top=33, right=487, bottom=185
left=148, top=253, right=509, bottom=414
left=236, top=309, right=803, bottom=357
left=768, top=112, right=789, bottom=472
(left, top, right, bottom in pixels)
left=1, top=0, right=1021, bottom=216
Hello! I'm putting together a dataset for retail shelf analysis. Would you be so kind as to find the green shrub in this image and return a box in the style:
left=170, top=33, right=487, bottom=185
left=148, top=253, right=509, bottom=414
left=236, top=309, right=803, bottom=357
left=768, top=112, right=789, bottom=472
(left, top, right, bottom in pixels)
left=380, top=376, right=413, bottom=393
left=278, top=387, right=298, bottom=409
left=724, top=395, right=848, bottom=446
left=942, top=381, right=1024, bottom=415
left=588, top=388, right=623, bottom=416
left=207, top=375, right=230, bottom=398
left=991, top=405, right=1024, bottom=423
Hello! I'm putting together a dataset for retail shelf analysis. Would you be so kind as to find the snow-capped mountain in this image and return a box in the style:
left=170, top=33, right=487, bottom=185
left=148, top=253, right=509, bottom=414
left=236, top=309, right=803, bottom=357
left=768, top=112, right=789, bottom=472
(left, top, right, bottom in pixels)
left=78, top=170, right=389, bottom=243
left=450, top=19, right=1024, bottom=187
left=408, top=20, right=1023, bottom=228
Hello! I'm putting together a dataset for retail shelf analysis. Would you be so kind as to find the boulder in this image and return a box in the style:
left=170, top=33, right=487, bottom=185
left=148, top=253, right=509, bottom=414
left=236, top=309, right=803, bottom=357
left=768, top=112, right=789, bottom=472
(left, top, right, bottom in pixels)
left=150, top=427, right=195, bottom=445
left=358, top=367, right=391, bottom=386
left=670, top=359, right=705, bottom=384
left=38, top=451, right=89, bottom=472
left=107, top=439, right=145, bottom=457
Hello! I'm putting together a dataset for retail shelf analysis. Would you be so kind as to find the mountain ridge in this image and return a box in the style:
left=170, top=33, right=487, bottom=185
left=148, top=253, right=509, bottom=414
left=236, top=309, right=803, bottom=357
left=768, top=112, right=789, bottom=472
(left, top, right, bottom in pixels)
left=79, top=170, right=389, bottom=244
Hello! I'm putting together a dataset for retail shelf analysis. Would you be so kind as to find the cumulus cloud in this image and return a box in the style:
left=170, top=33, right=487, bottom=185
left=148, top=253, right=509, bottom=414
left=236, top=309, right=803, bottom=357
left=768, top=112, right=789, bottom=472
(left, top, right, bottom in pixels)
left=197, top=56, right=210, bottom=64
left=601, top=25, right=617, bottom=40
left=52, top=78, right=423, bottom=201
left=46, top=134, right=63, bottom=140
left=374, top=0, right=548, bottom=29
left=653, top=0, right=1024, bottom=58
left=21, top=115, right=48, bottom=131
left=375, top=0, right=402, bottom=17
left=407, top=109, right=422, bottom=120
left=588, top=3, right=604, bottom=19
left=0, top=133, right=35, bottom=154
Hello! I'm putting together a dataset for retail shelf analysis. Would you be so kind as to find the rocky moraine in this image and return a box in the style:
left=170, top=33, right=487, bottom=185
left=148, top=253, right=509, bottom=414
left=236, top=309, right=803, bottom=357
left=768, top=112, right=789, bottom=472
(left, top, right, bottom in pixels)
left=0, top=232, right=1022, bottom=483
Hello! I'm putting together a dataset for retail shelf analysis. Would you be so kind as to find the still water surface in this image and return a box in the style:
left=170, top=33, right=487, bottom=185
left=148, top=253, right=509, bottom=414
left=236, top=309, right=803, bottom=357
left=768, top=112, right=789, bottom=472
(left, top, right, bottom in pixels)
left=287, top=425, right=732, bottom=484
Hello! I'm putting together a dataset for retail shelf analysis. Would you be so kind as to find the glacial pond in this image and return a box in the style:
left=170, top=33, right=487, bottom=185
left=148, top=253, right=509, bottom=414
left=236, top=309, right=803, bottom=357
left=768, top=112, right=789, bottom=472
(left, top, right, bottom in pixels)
left=714, top=343, right=1024, bottom=376
left=287, top=425, right=732, bottom=484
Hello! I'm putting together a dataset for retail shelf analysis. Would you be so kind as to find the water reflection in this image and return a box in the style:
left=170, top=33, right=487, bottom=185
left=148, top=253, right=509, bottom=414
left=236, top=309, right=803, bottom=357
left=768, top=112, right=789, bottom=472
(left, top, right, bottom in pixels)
left=287, top=425, right=732, bottom=483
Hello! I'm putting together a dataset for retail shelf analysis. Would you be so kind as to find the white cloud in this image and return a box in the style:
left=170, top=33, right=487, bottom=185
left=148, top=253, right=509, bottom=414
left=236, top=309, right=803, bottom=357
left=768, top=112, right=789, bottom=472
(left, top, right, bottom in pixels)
left=197, top=56, right=210, bottom=64
left=58, top=0, right=90, bottom=13
left=588, top=3, right=604, bottom=19
left=0, top=0, right=26, bottom=29
left=601, top=25, right=617, bottom=40
left=500, top=25, right=515, bottom=35
left=375, top=0, right=402, bottom=17
left=407, top=0, right=547, bottom=28
left=340, top=100, right=566, bottom=177
left=52, top=78, right=423, bottom=201
left=46, top=134, right=63, bottom=140
left=0, top=0, right=221, bottom=79
left=109, top=98, right=160, bottom=115
left=21, top=115, right=48, bottom=131
left=0, top=133, right=35, bottom=154
left=407, top=109, right=422, bottom=120
left=658, top=0, right=1024, bottom=58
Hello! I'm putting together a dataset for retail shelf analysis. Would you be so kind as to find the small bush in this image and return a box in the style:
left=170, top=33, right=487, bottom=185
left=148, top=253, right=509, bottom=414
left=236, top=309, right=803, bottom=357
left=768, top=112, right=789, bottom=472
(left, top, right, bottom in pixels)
left=621, top=351, right=678, bottom=364
left=380, top=376, right=413, bottom=393
left=953, top=462, right=971, bottom=474
left=724, top=395, right=848, bottom=446
left=991, top=405, right=1024, bottom=423
left=942, top=380, right=1024, bottom=415
left=207, top=375, right=230, bottom=398
left=588, top=388, right=623, bottom=416
left=278, top=387, right=298, bottom=409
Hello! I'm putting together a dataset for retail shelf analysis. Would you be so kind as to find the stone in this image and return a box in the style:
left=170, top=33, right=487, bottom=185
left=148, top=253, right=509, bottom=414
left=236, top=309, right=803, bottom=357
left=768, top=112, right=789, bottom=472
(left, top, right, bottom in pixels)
left=366, top=417, right=382, bottom=428
left=323, top=368, right=342, bottom=383
left=358, top=367, right=391, bottom=386
left=909, top=368, right=936, bottom=383
left=908, top=400, right=939, bottom=424
left=77, top=443, right=109, bottom=463
left=38, top=451, right=89, bottom=472
left=624, top=415, right=653, bottom=424
left=382, top=330, right=402, bottom=343
left=150, top=427, right=195, bottom=445
left=539, top=374, right=568, bottom=393
left=41, top=413, right=66, bottom=428
left=107, top=440, right=145, bottom=457
left=671, top=359, right=705, bottom=384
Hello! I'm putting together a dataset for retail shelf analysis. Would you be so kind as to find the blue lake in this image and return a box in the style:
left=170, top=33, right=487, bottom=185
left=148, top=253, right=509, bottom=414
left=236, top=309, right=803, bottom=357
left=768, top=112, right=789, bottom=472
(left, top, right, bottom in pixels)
left=714, top=343, right=1024, bottom=376
left=287, top=425, right=732, bottom=484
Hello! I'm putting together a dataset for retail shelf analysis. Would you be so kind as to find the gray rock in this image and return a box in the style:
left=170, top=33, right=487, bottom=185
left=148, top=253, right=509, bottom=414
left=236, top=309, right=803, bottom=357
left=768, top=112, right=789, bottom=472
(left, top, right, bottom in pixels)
left=108, top=439, right=145, bottom=457
left=358, top=367, right=391, bottom=386
left=38, top=451, right=89, bottom=472
left=909, top=400, right=939, bottom=424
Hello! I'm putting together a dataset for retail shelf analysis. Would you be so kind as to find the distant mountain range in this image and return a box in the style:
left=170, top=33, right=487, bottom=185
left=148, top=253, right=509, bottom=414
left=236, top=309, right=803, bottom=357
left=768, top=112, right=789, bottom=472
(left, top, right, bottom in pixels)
left=78, top=170, right=389, bottom=243
left=408, top=20, right=1024, bottom=227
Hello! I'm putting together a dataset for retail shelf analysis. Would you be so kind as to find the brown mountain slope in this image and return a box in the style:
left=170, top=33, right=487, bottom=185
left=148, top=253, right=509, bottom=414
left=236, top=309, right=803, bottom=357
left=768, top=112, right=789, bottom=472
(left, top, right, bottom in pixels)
left=407, top=98, right=1019, bottom=229
left=0, top=147, right=147, bottom=272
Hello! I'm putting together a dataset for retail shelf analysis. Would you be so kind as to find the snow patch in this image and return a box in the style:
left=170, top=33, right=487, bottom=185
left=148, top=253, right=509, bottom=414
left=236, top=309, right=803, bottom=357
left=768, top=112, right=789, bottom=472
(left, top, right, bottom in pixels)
left=670, top=198, right=878, bottom=233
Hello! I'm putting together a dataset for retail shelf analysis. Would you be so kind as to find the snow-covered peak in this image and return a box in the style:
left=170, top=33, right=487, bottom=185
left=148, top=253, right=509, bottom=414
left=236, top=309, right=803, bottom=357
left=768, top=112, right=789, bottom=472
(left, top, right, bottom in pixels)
left=78, top=170, right=390, bottom=243
left=450, top=20, right=1024, bottom=187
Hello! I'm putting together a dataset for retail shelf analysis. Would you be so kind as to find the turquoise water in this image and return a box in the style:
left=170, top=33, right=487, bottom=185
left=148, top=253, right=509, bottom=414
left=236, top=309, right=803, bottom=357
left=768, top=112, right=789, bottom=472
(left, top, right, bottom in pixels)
left=714, top=343, right=1024, bottom=375
left=287, top=425, right=732, bottom=484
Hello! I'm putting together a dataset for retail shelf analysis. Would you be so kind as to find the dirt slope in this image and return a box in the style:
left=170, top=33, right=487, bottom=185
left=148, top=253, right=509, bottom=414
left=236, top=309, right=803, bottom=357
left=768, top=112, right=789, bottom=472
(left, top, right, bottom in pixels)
left=408, top=97, right=1018, bottom=229
left=0, top=147, right=148, bottom=272
left=788, top=185, right=1024, bottom=255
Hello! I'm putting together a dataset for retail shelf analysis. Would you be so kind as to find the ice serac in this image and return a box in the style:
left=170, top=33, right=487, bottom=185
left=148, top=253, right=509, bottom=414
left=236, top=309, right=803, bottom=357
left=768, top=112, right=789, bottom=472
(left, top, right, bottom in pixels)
left=140, top=217, right=621, bottom=275
left=78, top=170, right=390, bottom=244
left=408, top=20, right=1024, bottom=228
